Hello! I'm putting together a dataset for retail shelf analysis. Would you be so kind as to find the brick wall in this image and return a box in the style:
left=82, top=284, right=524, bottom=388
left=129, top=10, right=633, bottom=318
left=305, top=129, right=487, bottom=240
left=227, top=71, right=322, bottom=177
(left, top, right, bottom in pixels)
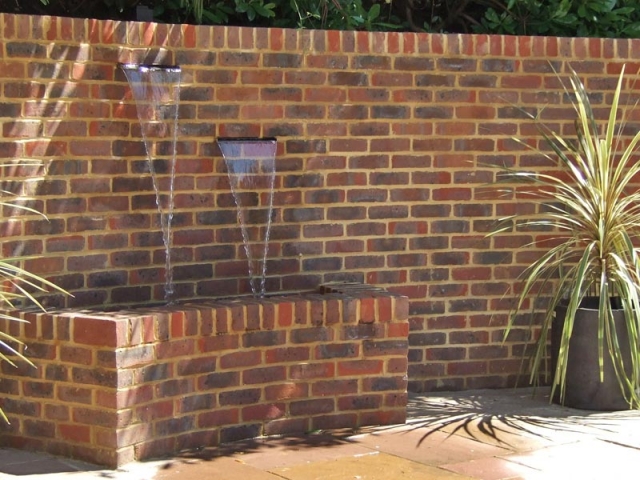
left=1, top=12, right=639, bottom=392
left=0, top=285, right=408, bottom=467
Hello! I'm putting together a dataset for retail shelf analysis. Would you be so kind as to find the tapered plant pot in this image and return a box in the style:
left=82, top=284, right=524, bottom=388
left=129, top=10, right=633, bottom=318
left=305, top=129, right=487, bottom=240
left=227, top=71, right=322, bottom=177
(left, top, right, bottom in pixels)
left=551, top=297, right=632, bottom=411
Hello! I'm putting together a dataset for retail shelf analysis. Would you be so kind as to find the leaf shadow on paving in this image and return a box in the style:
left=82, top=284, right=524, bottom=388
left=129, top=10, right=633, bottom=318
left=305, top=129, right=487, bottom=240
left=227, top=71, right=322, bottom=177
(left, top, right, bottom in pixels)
left=155, top=430, right=361, bottom=475
left=178, top=430, right=355, bottom=459
left=398, top=388, right=640, bottom=451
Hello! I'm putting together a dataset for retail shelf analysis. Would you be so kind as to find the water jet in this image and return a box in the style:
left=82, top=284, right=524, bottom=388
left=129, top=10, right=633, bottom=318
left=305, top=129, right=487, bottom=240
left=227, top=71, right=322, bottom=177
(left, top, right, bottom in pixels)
left=120, top=63, right=181, bottom=303
left=217, top=137, right=277, bottom=298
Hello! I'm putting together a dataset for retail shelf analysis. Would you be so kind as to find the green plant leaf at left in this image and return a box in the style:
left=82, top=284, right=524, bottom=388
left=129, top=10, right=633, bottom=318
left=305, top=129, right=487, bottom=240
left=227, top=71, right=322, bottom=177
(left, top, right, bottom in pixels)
left=0, top=160, right=70, bottom=423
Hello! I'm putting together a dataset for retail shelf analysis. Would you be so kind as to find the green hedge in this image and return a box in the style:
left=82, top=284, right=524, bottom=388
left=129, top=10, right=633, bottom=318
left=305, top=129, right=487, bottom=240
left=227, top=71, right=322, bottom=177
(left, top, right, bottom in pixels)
left=11, top=0, right=640, bottom=37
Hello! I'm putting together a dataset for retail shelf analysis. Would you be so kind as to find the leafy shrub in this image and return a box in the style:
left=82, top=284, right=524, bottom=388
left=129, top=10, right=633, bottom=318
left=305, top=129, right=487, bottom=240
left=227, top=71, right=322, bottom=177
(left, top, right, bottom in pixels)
left=15, top=0, right=640, bottom=37
left=150, top=0, right=402, bottom=31
left=12, top=2, right=640, bottom=48
left=476, top=0, right=640, bottom=38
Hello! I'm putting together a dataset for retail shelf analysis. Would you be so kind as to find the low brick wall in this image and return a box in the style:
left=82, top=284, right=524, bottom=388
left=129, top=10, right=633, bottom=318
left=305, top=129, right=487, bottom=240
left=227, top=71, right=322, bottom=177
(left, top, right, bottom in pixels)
left=0, top=284, right=408, bottom=467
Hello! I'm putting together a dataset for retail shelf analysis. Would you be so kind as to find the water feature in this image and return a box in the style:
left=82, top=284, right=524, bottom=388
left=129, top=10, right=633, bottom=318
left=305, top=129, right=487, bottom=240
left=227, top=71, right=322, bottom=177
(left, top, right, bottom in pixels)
left=217, top=137, right=277, bottom=297
left=1, top=56, right=409, bottom=468
left=119, top=64, right=275, bottom=300
left=119, top=63, right=181, bottom=303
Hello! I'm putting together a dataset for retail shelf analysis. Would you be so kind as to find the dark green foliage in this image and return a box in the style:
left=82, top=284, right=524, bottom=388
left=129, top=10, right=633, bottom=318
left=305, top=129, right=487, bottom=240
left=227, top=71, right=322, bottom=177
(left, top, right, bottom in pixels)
left=7, top=0, right=640, bottom=38
left=476, top=0, right=640, bottom=38
left=280, top=0, right=402, bottom=31
left=151, top=0, right=403, bottom=31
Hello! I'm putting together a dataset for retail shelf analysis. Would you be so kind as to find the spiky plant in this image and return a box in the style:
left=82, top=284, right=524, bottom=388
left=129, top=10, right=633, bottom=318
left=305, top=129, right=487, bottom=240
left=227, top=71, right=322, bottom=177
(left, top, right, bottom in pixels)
left=491, top=64, right=640, bottom=408
left=0, top=160, right=68, bottom=422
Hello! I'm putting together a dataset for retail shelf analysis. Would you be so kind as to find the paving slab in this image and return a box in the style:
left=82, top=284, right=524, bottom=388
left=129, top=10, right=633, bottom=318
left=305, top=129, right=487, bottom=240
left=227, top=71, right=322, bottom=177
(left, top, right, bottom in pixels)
left=0, top=449, right=102, bottom=476
left=231, top=436, right=377, bottom=471
left=154, top=456, right=283, bottom=480
left=439, top=456, right=545, bottom=480
left=349, top=426, right=512, bottom=466
left=407, top=388, right=640, bottom=449
left=0, top=449, right=164, bottom=480
left=404, top=415, right=560, bottom=452
left=502, top=438, right=640, bottom=479
left=270, top=451, right=475, bottom=480
left=418, top=411, right=610, bottom=452
left=2, top=387, right=640, bottom=480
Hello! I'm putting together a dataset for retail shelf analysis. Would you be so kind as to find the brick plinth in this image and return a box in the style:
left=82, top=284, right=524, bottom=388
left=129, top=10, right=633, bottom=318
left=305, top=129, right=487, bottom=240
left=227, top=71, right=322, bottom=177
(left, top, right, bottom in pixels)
left=0, top=284, right=408, bottom=467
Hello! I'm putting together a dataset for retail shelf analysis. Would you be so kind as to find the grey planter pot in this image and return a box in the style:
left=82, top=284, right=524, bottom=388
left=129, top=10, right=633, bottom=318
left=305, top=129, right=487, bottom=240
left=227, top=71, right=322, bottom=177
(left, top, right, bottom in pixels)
left=551, top=297, right=632, bottom=411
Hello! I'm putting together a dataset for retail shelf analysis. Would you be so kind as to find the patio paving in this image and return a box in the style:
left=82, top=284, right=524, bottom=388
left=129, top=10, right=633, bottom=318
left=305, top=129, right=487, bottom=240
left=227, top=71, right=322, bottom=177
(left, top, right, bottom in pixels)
left=2, top=387, right=640, bottom=479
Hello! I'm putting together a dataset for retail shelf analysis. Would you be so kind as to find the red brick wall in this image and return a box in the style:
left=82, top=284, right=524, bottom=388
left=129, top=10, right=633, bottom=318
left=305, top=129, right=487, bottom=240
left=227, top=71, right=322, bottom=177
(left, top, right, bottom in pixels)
left=1, top=13, right=639, bottom=392
left=0, top=285, right=409, bottom=467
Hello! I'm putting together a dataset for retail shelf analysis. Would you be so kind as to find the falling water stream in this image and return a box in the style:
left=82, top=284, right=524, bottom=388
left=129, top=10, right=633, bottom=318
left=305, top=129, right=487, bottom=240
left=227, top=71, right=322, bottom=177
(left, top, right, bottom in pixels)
left=217, top=137, right=277, bottom=297
left=120, top=63, right=181, bottom=303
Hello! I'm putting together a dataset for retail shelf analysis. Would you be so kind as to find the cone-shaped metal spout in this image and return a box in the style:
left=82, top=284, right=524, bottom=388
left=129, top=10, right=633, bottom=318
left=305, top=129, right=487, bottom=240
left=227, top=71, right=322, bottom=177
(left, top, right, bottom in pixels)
left=119, top=63, right=181, bottom=73
left=217, top=137, right=277, bottom=142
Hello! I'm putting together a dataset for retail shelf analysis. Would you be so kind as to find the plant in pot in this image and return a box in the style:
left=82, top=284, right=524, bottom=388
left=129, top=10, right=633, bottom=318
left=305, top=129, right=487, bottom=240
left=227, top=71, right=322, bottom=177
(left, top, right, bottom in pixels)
left=491, top=64, right=640, bottom=410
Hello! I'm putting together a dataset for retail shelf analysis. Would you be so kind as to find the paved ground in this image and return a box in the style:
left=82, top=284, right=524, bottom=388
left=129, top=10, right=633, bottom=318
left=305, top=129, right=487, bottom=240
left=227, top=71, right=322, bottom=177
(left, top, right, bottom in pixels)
left=2, top=387, right=640, bottom=479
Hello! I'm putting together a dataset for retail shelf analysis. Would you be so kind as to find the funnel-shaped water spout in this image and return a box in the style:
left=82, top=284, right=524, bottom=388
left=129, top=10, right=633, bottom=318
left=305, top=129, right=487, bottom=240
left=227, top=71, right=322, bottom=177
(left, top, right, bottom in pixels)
left=120, top=63, right=181, bottom=303
left=217, top=137, right=277, bottom=297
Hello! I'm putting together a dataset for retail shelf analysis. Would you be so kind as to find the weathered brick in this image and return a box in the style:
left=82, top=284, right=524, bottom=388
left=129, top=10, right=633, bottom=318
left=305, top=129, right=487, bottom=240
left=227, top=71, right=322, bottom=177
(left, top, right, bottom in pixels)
left=60, top=346, right=93, bottom=365
left=219, top=51, right=259, bottom=66
left=363, top=340, right=408, bottom=357
left=289, top=362, right=335, bottom=380
left=328, top=71, right=368, bottom=86
left=242, top=403, right=285, bottom=422
left=311, top=413, right=358, bottom=431
left=242, top=331, right=285, bottom=348
left=138, top=363, right=172, bottom=383
left=220, top=424, right=261, bottom=444
left=312, top=379, right=358, bottom=396
left=155, top=416, right=196, bottom=438
left=265, top=346, right=310, bottom=363
left=264, top=53, right=302, bottom=68
left=24, top=419, right=55, bottom=439
left=156, top=339, right=196, bottom=359
left=342, top=324, right=384, bottom=340
left=26, top=342, right=56, bottom=359
left=71, top=368, right=118, bottom=388
left=289, top=398, right=334, bottom=416
left=409, top=332, right=447, bottom=346
left=337, top=359, right=383, bottom=376
left=73, top=407, right=124, bottom=428
left=155, top=378, right=195, bottom=399
left=338, top=394, right=382, bottom=411
left=177, top=356, right=217, bottom=376
left=219, top=388, right=261, bottom=406
left=315, top=343, right=359, bottom=359
left=198, top=371, right=239, bottom=390
left=289, top=327, right=332, bottom=344
left=197, top=408, right=239, bottom=429
left=394, top=56, right=434, bottom=70
left=242, top=366, right=286, bottom=384
left=265, top=382, right=309, bottom=401
left=220, top=349, right=261, bottom=369
left=23, top=381, right=54, bottom=398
